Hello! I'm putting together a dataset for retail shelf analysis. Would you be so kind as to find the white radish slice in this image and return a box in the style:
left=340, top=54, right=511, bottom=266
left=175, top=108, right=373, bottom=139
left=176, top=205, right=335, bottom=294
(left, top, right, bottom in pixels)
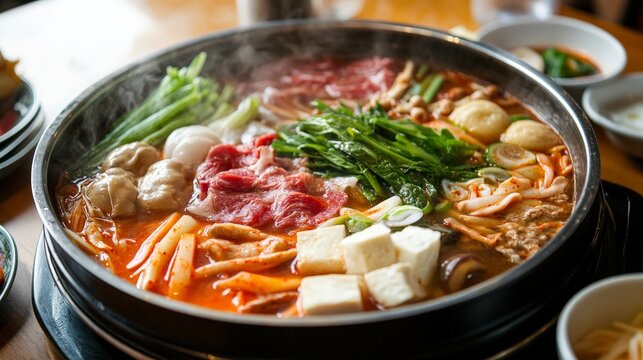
left=168, top=233, right=196, bottom=298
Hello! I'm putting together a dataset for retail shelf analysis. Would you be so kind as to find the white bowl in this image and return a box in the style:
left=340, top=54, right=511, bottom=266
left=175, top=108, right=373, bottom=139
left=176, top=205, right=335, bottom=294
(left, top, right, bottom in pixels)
left=583, top=73, right=643, bottom=158
left=556, top=274, right=643, bottom=360
left=478, top=16, right=627, bottom=99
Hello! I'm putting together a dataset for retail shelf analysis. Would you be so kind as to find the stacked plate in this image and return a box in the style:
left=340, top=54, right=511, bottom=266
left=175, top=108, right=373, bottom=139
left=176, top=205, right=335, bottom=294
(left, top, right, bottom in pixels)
left=0, top=79, right=44, bottom=179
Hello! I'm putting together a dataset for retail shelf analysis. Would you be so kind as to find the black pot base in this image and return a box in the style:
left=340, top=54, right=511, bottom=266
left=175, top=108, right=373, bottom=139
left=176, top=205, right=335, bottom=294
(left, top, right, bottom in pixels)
left=32, top=181, right=643, bottom=359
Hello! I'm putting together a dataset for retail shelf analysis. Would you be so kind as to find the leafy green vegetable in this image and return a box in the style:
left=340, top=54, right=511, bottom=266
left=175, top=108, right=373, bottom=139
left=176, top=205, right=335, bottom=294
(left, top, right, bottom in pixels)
left=272, top=102, right=480, bottom=208
left=75, top=52, right=233, bottom=176
left=541, top=48, right=597, bottom=78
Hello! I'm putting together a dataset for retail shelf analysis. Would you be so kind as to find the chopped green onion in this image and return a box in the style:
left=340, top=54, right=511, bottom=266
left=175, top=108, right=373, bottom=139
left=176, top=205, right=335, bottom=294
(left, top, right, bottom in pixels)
left=346, top=213, right=374, bottom=233
left=380, top=205, right=424, bottom=227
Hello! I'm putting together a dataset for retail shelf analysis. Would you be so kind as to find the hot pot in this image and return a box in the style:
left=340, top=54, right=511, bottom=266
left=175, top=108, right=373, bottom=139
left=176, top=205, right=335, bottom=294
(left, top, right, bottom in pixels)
left=32, top=21, right=604, bottom=359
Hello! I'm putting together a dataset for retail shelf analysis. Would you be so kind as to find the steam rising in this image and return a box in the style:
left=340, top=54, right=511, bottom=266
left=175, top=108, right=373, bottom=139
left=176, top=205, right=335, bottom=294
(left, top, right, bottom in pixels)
left=50, top=24, right=583, bottom=198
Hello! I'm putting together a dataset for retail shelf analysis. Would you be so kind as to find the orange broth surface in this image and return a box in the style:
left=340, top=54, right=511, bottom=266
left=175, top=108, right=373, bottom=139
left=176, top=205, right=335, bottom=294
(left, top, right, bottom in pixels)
left=56, top=58, right=573, bottom=316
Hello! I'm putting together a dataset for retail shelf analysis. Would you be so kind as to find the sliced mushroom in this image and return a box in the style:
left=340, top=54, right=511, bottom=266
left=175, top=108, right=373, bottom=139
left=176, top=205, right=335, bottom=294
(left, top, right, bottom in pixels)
left=440, top=253, right=486, bottom=293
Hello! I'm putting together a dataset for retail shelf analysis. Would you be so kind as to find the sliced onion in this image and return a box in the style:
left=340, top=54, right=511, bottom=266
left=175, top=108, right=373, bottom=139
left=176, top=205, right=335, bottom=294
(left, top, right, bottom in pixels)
left=485, top=143, right=536, bottom=169
left=442, top=179, right=469, bottom=202
left=380, top=205, right=424, bottom=227
left=478, top=167, right=511, bottom=183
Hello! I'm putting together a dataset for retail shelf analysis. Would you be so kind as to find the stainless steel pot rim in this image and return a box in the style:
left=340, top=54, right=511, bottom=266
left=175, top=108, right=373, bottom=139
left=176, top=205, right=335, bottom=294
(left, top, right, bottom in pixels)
left=31, top=19, right=601, bottom=327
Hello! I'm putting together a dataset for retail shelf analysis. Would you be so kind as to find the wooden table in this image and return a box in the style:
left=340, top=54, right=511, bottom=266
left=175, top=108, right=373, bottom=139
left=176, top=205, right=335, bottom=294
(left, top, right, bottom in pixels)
left=0, top=0, right=641, bottom=358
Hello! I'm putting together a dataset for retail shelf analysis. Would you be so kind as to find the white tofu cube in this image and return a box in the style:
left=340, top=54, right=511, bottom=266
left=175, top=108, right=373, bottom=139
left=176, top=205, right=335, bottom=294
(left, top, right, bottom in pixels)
left=300, top=274, right=363, bottom=315
left=364, top=263, right=426, bottom=308
left=340, top=223, right=396, bottom=274
left=391, top=226, right=441, bottom=287
left=296, top=225, right=346, bottom=275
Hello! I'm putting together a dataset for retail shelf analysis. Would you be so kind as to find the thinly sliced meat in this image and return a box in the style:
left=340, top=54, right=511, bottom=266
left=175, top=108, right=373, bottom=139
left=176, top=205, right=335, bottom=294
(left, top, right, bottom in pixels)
left=211, top=168, right=256, bottom=192
left=246, top=56, right=399, bottom=101
left=188, top=138, right=347, bottom=231
left=272, top=192, right=325, bottom=229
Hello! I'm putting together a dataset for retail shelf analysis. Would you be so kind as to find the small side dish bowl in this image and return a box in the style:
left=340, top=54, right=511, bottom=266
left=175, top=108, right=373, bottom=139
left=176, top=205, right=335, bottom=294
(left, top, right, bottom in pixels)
left=0, top=78, right=44, bottom=179
left=0, top=225, right=18, bottom=306
left=556, top=274, right=643, bottom=360
left=478, top=16, right=627, bottom=99
left=582, top=73, right=643, bottom=158
left=0, top=78, right=40, bottom=144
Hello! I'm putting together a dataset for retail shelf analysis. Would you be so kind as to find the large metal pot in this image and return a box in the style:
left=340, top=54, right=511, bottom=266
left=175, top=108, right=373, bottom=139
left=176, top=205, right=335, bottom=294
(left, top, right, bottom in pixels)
left=32, top=21, right=603, bottom=359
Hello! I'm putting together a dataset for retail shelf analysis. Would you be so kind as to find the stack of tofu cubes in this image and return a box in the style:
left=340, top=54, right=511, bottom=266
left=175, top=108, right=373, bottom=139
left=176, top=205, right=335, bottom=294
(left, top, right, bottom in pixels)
left=296, top=223, right=441, bottom=315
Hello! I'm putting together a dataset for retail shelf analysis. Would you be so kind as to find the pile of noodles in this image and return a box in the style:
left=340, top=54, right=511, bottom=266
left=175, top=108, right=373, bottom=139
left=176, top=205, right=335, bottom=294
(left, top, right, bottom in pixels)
left=574, top=311, right=643, bottom=360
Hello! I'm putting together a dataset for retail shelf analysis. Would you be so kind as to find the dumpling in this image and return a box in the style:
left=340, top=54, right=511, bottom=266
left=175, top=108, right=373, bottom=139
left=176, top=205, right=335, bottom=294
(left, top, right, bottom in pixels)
left=449, top=100, right=510, bottom=143
left=102, top=142, right=161, bottom=176
left=500, top=120, right=561, bottom=152
left=137, top=159, right=193, bottom=212
left=163, top=125, right=220, bottom=168
left=84, top=168, right=138, bottom=218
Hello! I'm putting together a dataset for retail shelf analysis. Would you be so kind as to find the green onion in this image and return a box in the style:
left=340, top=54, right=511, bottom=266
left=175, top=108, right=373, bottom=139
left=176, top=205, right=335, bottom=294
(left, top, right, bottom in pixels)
left=318, top=215, right=349, bottom=228
left=75, top=52, right=232, bottom=176
left=209, top=96, right=260, bottom=130
left=346, top=213, right=374, bottom=233
left=380, top=205, right=423, bottom=227
left=422, top=74, right=444, bottom=104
